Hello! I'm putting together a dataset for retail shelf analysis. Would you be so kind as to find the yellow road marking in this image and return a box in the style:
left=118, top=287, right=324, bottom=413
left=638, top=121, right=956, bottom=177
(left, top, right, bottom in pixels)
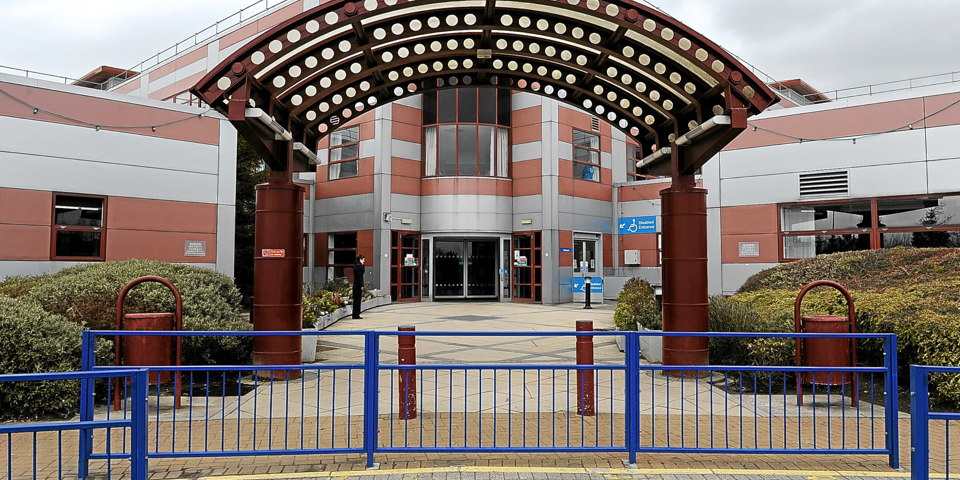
left=201, top=465, right=911, bottom=480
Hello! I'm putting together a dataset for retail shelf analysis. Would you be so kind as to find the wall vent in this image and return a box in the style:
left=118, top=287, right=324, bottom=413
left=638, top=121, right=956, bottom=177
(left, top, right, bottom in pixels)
left=799, top=170, right=848, bottom=197
left=591, top=116, right=600, bottom=131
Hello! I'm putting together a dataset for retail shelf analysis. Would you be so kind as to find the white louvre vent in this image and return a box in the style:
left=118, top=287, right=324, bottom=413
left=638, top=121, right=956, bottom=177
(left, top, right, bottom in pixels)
left=799, top=171, right=848, bottom=197
left=591, top=116, right=600, bottom=131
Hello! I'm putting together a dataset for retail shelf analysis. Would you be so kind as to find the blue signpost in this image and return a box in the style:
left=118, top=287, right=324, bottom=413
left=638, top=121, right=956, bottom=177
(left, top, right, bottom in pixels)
left=618, top=216, right=657, bottom=234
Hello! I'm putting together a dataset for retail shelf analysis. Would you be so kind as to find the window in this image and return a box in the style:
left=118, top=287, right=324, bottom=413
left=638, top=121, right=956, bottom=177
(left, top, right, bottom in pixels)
left=327, top=232, right=357, bottom=279
left=573, top=130, right=600, bottom=182
left=877, top=195, right=960, bottom=248
left=780, top=201, right=871, bottom=259
left=329, top=127, right=359, bottom=180
left=52, top=194, right=105, bottom=259
left=779, top=194, right=960, bottom=260
left=423, top=88, right=510, bottom=177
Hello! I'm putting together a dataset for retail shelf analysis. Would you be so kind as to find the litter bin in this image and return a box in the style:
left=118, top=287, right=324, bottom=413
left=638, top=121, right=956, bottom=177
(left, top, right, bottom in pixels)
left=114, top=276, right=183, bottom=410
left=794, top=280, right=857, bottom=405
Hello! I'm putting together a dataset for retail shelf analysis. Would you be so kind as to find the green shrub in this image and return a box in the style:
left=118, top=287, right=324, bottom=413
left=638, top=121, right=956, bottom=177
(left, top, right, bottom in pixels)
left=613, top=278, right=661, bottom=331
left=302, top=286, right=345, bottom=328
left=732, top=248, right=960, bottom=407
left=0, top=295, right=108, bottom=420
left=707, top=296, right=794, bottom=371
left=0, top=274, right=51, bottom=298
left=27, top=260, right=251, bottom=365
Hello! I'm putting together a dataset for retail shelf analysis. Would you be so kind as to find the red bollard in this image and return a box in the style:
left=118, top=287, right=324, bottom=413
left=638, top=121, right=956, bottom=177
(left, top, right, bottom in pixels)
left=576, top=320, right=595, bottom=416
left=398, top=326, right=417, bottom=420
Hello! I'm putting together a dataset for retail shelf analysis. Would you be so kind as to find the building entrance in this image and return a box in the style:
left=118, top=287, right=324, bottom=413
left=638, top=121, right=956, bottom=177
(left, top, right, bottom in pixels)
left=433, top=238, right=498, bottom=299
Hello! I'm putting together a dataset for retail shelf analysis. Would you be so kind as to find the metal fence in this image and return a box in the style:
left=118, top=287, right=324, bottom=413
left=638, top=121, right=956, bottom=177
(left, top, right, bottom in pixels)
left=0, top=369, right=149, bottom=480
left=0, top=330, right=902, bottom=479
left=911, top=365, right=960, bottom=480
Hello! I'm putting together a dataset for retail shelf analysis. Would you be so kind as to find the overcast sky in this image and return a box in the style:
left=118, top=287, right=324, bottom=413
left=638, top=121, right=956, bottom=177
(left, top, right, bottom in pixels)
left=2, top=0, right=960, bottom=93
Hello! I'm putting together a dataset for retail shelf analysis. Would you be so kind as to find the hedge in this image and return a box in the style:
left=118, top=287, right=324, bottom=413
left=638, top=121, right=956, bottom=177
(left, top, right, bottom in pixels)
left=613, top=278, right=662, bottom=331
left=0, top=296, right=111, bottom=420
left=22, top=260, right=252, bottom=365
left=734, top=248, right=960, bottom=406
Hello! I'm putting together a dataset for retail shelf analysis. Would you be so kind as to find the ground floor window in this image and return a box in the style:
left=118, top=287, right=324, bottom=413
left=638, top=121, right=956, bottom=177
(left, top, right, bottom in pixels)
left=327, top=232, right=357, bottom=279
left=52, top=193, right=106, bottom=260
left=780, top=194, right=960, bottom=260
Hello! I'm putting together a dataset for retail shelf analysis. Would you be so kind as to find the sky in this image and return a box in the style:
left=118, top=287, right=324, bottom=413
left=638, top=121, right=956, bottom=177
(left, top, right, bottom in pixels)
left=2, top=0, right=960, bottom=93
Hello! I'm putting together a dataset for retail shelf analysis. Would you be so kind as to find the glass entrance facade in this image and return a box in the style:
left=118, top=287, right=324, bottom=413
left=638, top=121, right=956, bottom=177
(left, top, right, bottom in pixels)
left=432, top=238, right=499, bottom=299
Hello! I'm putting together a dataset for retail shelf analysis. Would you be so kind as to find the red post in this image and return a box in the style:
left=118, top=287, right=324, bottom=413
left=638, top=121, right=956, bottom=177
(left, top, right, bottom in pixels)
left=253, top=172, right=304, bottom=380
left=398, top=326, right=417, bottom=420
left=660, top=176, right=709, bottom=368
left=576, top=320, right=595, bottom=416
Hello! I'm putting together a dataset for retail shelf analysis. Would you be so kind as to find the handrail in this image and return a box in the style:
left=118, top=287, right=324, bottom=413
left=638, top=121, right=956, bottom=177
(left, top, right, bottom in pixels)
left=110, top=0, right=296, bottom=89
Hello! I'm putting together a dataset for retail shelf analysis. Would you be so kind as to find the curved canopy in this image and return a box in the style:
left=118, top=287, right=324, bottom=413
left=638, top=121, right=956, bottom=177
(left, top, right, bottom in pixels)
left=194, top=0, right=778, bottom=173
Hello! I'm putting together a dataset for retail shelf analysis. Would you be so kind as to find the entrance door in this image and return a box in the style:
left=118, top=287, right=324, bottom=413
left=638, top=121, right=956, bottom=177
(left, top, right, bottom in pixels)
left=434, top=240, right=464, bottom=297
left=573, top=234, right=601, bottom=303
left=433, top=238, right=498, bottom=299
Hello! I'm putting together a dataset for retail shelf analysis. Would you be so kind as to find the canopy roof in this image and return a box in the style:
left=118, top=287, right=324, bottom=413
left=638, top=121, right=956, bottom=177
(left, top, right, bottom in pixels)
left=194, top=0, right=777, bottom=173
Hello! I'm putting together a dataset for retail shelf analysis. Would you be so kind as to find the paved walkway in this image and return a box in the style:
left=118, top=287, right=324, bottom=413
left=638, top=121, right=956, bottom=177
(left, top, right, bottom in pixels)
left=1, top=301, right=954, bottom=480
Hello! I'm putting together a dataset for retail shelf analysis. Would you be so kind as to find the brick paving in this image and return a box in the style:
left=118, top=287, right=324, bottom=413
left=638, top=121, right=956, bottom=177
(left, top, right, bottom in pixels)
left=0, top=302, right=956, bottom=479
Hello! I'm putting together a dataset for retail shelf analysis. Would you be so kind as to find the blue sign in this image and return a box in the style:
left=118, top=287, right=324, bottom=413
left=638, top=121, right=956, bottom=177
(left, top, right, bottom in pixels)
left=573, top=277, right=603, bottom=294
left=618, top=216, right=657, bottom=235
left=559, top=248, right=573, bottom=253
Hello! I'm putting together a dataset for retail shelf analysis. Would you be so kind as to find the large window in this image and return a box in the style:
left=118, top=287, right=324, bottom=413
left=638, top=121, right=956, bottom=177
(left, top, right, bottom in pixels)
left=423, top=88, right=510, bottom=177
left=327, top=232, right=357, bottom=279
left=573, top=130, right=600, bottom=182
left=53, top=194, right=106, bottom=260
left=780, top=194, right=960, bottom=260
left=329, top=126, right=359, bottom=180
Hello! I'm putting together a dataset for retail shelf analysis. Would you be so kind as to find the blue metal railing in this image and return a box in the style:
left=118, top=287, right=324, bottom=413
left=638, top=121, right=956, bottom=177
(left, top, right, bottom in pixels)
left=68, top=329, right=899, bottom=472
left=0, top=369, right=149, bottom=480
left=911, top=365, right=960, bottom=480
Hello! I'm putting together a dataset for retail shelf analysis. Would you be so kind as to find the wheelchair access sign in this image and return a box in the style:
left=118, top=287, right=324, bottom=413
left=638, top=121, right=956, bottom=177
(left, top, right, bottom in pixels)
left=573, top=277, right=603, bottom=293
left=618, top=216, right=657, bottom=235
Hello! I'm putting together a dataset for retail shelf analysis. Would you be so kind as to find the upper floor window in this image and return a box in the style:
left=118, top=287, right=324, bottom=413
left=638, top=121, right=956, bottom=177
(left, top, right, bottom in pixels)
left=329, top=126, right=359, bottom=180
left=53, top=194, right=105, bottom=260
left=573, top=129, right=600, bottom=182
left=423, top=88, right=510, bottom=177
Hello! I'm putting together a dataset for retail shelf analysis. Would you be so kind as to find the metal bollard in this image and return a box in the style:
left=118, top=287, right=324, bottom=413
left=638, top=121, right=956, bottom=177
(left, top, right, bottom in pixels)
left=398, top=325, right=417, bottom=420
left=576, top=320, right=596, bottom=416
left=583, top=276, right=593, bottom=309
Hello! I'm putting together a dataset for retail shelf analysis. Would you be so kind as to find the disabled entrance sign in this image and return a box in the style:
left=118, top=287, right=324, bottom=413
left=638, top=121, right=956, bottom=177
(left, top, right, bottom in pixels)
left=573, top=277, right=603, bottom=294
left=618, top=216, right=657, bottom=234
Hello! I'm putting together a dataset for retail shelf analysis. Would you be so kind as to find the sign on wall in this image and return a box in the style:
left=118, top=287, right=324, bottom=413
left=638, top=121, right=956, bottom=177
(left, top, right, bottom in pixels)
left=618, top=216, right=657, bottom=235
left=573, top=277, right=604, bottom=293
left=738, top=242, right=760, bottom=258
left=184, top=241, right=206, bottom=257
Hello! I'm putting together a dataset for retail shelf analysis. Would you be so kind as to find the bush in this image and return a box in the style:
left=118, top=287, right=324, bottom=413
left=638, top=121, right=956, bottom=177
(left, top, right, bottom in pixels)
left=613, top=278, right=661, bottom=331
left=707, top=296, right=794, bottom=374
left=0, top=295, right=109, bottom=420
left=732, top=248, right=960, bottom=407
left=302, top=286, right=345, bottom=328
left=26, top=260, right=251, bottom=365
left=0, top=274, right=51, bottom=298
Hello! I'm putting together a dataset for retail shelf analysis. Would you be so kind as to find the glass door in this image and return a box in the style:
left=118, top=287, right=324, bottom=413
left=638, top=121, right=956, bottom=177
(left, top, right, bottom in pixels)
left=390, top=231, right=421, bottom=302
left=512, top=232, right=541, bottom=302
left=434, top=240, right=464, bottom=297
left=466, top=240, right=497, bottom=297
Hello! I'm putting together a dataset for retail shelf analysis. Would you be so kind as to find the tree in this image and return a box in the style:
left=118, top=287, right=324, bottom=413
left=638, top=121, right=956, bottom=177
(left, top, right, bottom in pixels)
left=235, top=137, right=268, bottom=300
